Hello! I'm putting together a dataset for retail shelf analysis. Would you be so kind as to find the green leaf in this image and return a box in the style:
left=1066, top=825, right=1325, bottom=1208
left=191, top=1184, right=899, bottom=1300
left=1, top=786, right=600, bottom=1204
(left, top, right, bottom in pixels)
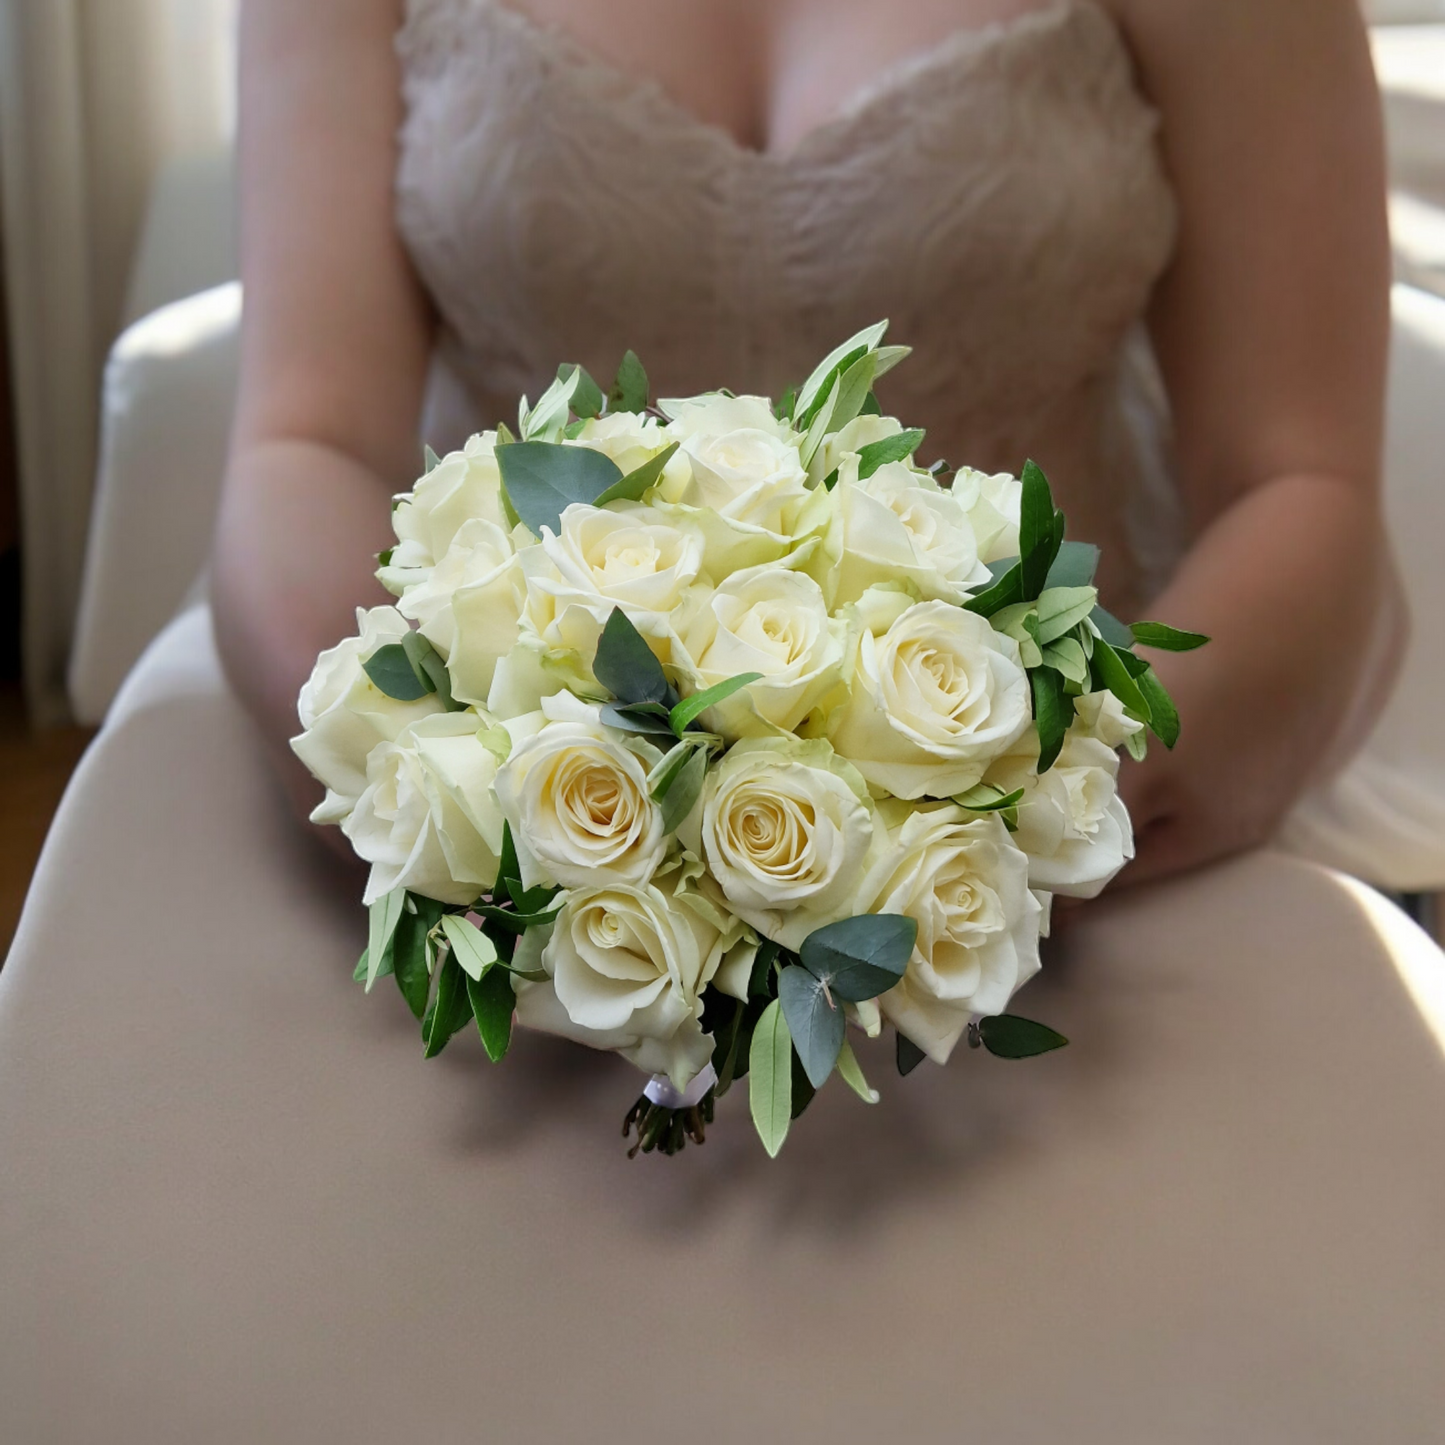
left=593, top=441, right=679, bottom=507
left=1035, top=586, right=1099, bottom=645
left=1018, top=460, right=1062, bottom=597
left=657, top=744, right=707, bottom=834
left=790, top=1050, right=817, bottom=1120
left=1040, top=634, right=1090, bottom=686
left=362, top=642, right=433, bottom=702
left=954, top=782, right=1027, bottom=813
left=896, top=1032, right=927, bottom=1076
left=799, top=913, right=918, bottom=1003
left=798, top=372, right=841, bottom=467
left=469, top=902, right=561, bottom=936
left=748, top=999, right=793, bottom=1158
left=778, top=963, right=847, bottom=1090
left=1089, top=605, right=1135, bottom=650
left=593, top=607, right=675, bottom=708
left=607, top=349, right=649, bottom=414
left=1032, top=666, right=1072, bottom=773
left=1136, top=665, right=1180, bottom=748
left=1131, top=621, right=1210, bottom=652
left=496, top=440, right=624, bottom=538
left=1091, top=639, right=1151, bottom=723
left=392, top=896, right=444, bottom=1019
left=422, top=955, right=471, bottom=1058
left=821, top=467, right=840, bottom=491
left=440, top=913, right=498, bottom=982
left=423, top=444, right=441, bottom=473
left=496, top=820, right=521, bottom=894
left=963, top=561, right=1024, bottom=618
left=774, top=386, right=797, bottom=423
left=353, top=945, right=393, bottom=982
left=1044, top=540, right=1099, bottom=590
left=599, top=701, right=677, bottom=738
left=669, top=672, right=762, bottom=735
left=401, top=631, right=466, bottom=712
left=860, top=391, right=883, bottom=416
left=836, top=1040, right=880, bottom=1104
left=795, top=321, right=889, bottom=425
left=977, top=1013, right=1069, bottom=1059
left=366, top=889, right=406, bottom=992
left=1125, top=728, right=1149, bottom=763
left=467, top=965, right=515, bottom=1062
left=557, top=362, right=604, bottom=420
left=824, top=350, right=879, bottom=440
left=749, top=939, right=780, bottom=999
left=855, top=427, right=926, bottom=480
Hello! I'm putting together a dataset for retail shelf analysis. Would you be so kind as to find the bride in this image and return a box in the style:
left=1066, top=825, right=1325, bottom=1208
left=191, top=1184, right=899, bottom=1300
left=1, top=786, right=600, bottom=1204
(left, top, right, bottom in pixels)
left=3, top=0, right=1443, bottom=1438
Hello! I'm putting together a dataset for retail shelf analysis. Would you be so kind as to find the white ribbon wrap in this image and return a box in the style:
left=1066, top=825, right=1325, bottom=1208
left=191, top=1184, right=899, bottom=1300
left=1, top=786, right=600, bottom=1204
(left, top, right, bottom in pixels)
left=643, top=1062, right=717, bottom=1110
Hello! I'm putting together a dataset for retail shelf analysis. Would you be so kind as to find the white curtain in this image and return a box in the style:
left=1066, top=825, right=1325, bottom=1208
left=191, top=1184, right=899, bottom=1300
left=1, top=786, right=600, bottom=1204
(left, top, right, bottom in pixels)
left=0, top=0, right=236, bottom=722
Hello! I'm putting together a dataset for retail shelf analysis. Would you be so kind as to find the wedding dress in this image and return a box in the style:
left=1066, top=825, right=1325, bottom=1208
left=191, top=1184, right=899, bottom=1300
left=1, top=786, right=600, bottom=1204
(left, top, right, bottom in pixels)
left=2, top=3, right=1443, bottom=1439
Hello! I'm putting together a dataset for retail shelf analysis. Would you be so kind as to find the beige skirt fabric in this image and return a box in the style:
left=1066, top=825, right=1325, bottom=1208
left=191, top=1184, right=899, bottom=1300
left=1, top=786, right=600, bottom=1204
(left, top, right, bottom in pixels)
left=2, top=607, right=1444, bottom=1442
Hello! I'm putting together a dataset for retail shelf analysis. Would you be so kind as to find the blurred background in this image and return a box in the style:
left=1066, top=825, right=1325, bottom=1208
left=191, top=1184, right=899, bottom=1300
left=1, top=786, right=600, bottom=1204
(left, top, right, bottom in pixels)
left=0, top=0, right=1442, bottom=955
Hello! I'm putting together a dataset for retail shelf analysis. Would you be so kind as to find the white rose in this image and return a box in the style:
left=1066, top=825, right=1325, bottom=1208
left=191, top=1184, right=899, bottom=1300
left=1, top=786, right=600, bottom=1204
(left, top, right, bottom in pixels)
left=493, top=696, right=667, bottom=891
left=566, top=412, right=679, bottom=478
left=521, top=502, right=707, bottom=652
left=828, top=596, right=1032, bottom=800
left=950, top=467, right=1022, bottom=565
left=342, top=712, right=507, bottom=906
left=687, top=737, right=888, bottom=951
left=676, top=566, right=852, bottom=738
left=863, top=805, right=1043, bottom=1063
left=290, top=606, right=445, bottom=825
left=397, top=517, right=525, bottom=707
left=987, top=731, right=1134, bottom=898
left=659, top=392, right=792, bottom=443
left=380, top=432, right=509, bottom=593
left=812, top=413, right=906, bottom=484
left=1072, top=689, right=1146, bottom=750
left=831, top=461, right=991, bottom=607
left=513, top=875, right=745, bottom=1087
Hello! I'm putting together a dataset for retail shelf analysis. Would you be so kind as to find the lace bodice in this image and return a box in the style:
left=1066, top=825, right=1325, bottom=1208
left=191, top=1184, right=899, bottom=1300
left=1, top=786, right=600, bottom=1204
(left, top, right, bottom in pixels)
left=395, top=0, right=1181, bottom=606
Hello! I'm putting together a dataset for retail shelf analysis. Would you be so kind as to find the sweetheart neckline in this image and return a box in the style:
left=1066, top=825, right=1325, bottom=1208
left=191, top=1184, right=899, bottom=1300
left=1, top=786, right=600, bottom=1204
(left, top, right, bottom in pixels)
left=464, top=0, right=1111, bottom=166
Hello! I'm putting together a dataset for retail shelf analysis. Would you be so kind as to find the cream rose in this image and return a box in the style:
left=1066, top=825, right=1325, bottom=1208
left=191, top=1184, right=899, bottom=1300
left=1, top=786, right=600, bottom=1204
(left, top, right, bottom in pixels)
left=513, top=876, right=746, bottom=1087
left=828, top=595, right=1032, bottom=800
left=290, top=606, right=445, bottom=825
left=831, top=461, right=991, bottom=607
left=676, top=566, right=851, bottom=738
left=686, top=737, right=887, bottom=950
left=658, top=392, right=792, bottom=443
left=567, top=412, right=678, bottom=478
left=493, top=695, right=667, bottom=891
left=342, top=712, right=508, bottom=906
left=812, top=413, right=907, bottom=484
left=396, top=517, right=525, bottom=708
left=380, top=432, right=510, bottom=594
left=950, top=467, right=1022, bottom=565
left=1072, top=688, right=1146, bottom=750
left=987, top=731, right=1134, bottom=898
left=863, top=805, right=1043, bottom=1062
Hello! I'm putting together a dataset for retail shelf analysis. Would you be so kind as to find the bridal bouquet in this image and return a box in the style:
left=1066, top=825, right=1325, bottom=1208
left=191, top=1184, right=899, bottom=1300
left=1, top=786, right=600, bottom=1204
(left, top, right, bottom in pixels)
left=292, top=324, right=1205, bottom=1157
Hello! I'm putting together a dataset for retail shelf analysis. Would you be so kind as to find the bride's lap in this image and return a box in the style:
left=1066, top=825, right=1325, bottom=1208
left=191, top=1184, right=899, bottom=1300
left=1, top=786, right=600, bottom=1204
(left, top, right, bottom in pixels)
left=2, top=610, right=1443, bottom=1442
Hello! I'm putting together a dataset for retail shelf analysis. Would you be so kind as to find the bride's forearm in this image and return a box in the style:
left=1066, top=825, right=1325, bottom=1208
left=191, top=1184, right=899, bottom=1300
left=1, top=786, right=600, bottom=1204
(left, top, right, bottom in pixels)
left=212, top=438, right=396, bottom=815
left=1118, top=469, right=1399, bottom=882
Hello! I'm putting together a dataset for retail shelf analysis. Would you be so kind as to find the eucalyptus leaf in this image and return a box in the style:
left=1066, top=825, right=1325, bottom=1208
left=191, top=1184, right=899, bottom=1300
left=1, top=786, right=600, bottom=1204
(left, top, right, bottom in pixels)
left=1044, top=540, right=1100, bottom=590
left=855, top=428, right=926, bottom=479
left=1091, top=639, right=1151, bottom=723
left=1036, top=586, right=1099, bottom=645
left=593, top=441, right=679, bottom=508
left=1131, top=621, right=1210, bottom=652
left=749, top=999, right=793, bottom=1158
left=669, top=671, right=762, bottom=735
left=799, top=913, right=917, bottom=1003
left=658, top=745, right=707, bottom=834
left=439, top=913, right=498, bottom=982
left=977, top=1013, right=1069, bottom=1059
left=1089, top=605, right=1135, bottom=650
left=778, top=964, right=847, bottom=1089
left=366, top=889, right=406, bottom=992
left=467, top=964, right=515, bottom=1062
left=600, top=701, right=677, bottom=738
left=496, top=440, right=624, bottom=538
left=593, top=607, right=675, bottom=707
left=836, top=1040, right=880, bottom=1104
left=362, top=642, right=433, bottom=702
left=607, top=350, right=649, bottom=414
left=896, top=1032, right=927, bottom=1077
left=1032, top=666, right=1072, bottom=773
left=558, top=362, right=604, bottom=420
left=1136, top=665, right=1180, bottom=748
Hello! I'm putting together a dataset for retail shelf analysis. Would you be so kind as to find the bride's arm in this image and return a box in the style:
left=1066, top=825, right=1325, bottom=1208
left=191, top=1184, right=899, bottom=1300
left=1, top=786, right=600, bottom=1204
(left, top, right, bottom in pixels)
left=212, top=0, right=431, bottom=819
left=1111, top=0, right=1395, bottom=883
